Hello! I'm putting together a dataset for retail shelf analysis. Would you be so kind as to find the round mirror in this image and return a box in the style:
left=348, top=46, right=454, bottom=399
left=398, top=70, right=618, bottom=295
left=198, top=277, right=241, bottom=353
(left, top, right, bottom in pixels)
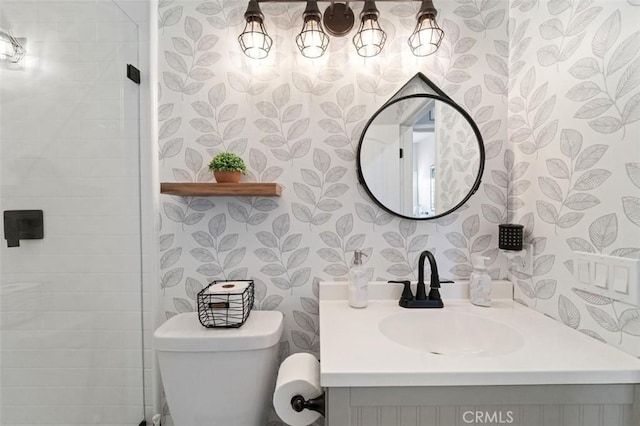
left=357, top=94, right=485, bottom=220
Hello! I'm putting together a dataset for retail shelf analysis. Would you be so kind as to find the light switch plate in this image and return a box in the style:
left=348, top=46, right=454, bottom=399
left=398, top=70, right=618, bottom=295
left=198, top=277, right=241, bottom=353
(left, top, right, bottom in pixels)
left=577, top=259, right=590, bottom=284
left=613, top=266, right=629, bottom=294
left=594, top=262, right=608, bottom=288
left=572, top=252, right=639, bottom=307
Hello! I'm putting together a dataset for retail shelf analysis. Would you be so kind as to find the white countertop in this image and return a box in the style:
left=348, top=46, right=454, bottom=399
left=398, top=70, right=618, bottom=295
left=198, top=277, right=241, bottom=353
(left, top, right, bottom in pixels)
left=319, top=281, right=640, bottom=387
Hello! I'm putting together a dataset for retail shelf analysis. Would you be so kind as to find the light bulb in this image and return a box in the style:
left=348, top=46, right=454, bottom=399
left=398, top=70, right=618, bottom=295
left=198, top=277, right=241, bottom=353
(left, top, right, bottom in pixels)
left=238, top=0, right=272, bottom=60
left=352, top=1, right=387, bottom=58
left=296, top=1, right=329, bottom=58
left=408, top=0, right=444, bottom=57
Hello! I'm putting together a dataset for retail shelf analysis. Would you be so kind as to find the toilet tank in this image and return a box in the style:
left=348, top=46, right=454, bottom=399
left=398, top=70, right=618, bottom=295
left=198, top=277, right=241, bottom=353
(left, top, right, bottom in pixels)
left=154, top=311, right=284, bottom=426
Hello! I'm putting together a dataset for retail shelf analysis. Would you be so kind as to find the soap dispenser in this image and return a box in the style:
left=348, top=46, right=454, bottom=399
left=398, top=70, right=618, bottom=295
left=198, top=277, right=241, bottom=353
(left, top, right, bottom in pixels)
left=470, top=255, right=491, bottom=307
left=348, top=250, right=368, bottom=308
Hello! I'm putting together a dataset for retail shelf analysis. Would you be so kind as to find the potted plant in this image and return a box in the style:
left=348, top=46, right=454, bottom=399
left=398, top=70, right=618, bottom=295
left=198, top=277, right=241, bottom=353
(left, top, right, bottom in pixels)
left=208, top=152, right=247, bottom=183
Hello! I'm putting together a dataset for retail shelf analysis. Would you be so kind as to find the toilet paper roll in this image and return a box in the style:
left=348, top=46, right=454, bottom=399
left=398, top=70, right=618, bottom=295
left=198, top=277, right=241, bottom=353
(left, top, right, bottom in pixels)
left=207, top=281, right=249, bottom=294
left=273, top=353, right=322, bottom=426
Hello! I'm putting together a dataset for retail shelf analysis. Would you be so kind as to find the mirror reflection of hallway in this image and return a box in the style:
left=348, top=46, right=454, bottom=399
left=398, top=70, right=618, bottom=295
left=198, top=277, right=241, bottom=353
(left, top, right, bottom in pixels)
left=358, top=73, right=485, bottom=220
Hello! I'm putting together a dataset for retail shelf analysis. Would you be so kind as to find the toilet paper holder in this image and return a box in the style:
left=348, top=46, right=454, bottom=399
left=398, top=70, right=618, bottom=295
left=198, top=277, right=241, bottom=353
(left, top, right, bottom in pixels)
left=290, top=392, right=325, bottom=417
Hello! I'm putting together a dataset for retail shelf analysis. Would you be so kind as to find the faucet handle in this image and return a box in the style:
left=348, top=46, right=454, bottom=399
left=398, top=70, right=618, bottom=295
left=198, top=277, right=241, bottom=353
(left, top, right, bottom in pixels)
left=428, top=287, right=441, bottom=301
left=388, top=280, right=413, bottom=302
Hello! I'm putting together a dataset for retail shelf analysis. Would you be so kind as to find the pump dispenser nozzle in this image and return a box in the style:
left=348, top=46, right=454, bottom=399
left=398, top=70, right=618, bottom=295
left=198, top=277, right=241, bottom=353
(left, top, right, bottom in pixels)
left=353, top=249, right=367, bottom=265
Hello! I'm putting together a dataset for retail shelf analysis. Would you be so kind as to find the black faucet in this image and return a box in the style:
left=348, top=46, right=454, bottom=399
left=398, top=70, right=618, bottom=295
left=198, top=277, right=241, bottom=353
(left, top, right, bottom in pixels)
left=389, top=250, right=444, bottom=308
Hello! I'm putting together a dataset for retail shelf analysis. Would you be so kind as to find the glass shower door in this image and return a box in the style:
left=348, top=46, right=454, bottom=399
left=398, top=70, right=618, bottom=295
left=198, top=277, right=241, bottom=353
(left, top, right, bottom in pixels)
left=0, top=1, right=145, bottom=424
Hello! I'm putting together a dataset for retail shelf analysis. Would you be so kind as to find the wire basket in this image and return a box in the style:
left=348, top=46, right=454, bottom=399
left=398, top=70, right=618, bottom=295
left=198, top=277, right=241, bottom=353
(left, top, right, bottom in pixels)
left=197, top=280, right=254, bottom=328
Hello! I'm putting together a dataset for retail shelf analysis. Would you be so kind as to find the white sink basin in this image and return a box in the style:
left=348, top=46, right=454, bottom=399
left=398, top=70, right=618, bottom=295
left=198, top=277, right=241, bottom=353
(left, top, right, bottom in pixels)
left=378, top=310, right=525, bottom=357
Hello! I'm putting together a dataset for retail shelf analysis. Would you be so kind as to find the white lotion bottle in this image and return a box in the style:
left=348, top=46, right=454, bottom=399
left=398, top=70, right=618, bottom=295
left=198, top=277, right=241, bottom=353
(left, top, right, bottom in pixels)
left=348, top=250, right=368, bottom=308
left=470, top=255, right=491, bottom=307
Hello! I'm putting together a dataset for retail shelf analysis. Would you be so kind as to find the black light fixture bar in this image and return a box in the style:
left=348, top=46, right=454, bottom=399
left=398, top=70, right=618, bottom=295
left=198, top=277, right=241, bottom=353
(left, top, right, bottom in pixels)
left=253, top=0, right=422, bottom=2
left=238, top=0, right=443, bottom=59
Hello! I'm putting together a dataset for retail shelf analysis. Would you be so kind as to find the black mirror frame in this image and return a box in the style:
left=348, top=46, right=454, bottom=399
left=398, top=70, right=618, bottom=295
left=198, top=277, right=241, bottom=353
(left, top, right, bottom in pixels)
left=356, top=73, right=485, bottom=220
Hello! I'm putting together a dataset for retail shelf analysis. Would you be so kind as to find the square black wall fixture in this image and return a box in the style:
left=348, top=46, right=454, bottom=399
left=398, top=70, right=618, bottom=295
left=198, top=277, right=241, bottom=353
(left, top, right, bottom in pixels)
left=3, top=210, right=44, bottom=248
left=499, top=223, right=523, bottom=251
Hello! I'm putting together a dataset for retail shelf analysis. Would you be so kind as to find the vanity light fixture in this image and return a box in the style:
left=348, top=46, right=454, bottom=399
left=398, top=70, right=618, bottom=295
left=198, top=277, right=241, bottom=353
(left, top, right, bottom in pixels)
left=296, top=1, right=330, bottom=58
left=238, top=0, right=444, bottom=59
left=238, top=0, right=273, bottom=60
left=0, top=30, right=26, bottom=64
left=352, top=0, right=387, bottom=58
left=408, top=0, right=444, bottom=57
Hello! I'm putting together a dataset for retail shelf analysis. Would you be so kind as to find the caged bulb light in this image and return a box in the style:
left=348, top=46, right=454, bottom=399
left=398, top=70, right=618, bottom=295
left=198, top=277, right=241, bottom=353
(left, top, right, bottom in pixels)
left=296, top=1, right=330, bottom=58
left=238, top=0, right=273, bottom=59
left=408, top=0, right=444, bottom=57
left=352, top=0, right=387, bottom=58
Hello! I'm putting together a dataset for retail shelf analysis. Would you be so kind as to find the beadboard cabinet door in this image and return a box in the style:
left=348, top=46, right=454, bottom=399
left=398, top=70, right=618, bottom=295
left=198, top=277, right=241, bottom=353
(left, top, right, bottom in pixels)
left=326, top=385, right=640, bottom=426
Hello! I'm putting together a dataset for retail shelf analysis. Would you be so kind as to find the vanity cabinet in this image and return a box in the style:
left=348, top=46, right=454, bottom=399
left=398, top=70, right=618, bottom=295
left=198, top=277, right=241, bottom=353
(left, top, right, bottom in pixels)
left=319, top=282, right=640, bottom=426
left=326, top=384, right=640, bottom=426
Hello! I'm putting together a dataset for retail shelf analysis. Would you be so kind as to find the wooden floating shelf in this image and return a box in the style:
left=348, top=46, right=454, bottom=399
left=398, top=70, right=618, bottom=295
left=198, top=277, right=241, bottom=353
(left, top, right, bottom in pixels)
left=160, top=182, right=283, bottom=197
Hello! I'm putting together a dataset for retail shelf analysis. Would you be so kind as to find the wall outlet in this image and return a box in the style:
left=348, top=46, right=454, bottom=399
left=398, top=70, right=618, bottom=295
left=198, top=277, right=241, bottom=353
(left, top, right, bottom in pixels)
left=572, top=251, right=640, bottom=307
left=502, top=243, right=533, bottom=277
left=521, top=243, right=533, bottom=277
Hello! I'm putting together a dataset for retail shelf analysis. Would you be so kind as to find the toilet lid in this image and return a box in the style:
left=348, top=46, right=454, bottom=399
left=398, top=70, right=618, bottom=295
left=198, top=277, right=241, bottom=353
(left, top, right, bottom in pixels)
left=154, top=311, right=284, bottom=352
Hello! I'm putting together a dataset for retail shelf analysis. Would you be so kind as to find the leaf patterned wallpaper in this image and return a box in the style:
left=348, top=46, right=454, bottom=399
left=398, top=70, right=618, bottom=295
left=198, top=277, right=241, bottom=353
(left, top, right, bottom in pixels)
left=157, top=0, right=640, bottom=366
left=508, top=0, right=640, bottom=357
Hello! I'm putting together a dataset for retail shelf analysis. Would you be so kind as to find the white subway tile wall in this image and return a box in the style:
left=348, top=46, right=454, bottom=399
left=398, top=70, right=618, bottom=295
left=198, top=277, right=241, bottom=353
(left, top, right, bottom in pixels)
left=0, top=1, right=150, bottom=425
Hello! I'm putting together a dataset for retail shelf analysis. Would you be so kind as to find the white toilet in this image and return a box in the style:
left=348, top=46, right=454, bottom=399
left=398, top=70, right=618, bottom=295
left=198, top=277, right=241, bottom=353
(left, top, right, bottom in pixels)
left=154, top=310, right=284, bottom=426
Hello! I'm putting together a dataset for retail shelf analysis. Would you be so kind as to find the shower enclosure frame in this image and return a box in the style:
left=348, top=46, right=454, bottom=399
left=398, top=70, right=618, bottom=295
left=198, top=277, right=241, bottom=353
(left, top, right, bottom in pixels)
left=0, top=0, right=158, bottom=424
